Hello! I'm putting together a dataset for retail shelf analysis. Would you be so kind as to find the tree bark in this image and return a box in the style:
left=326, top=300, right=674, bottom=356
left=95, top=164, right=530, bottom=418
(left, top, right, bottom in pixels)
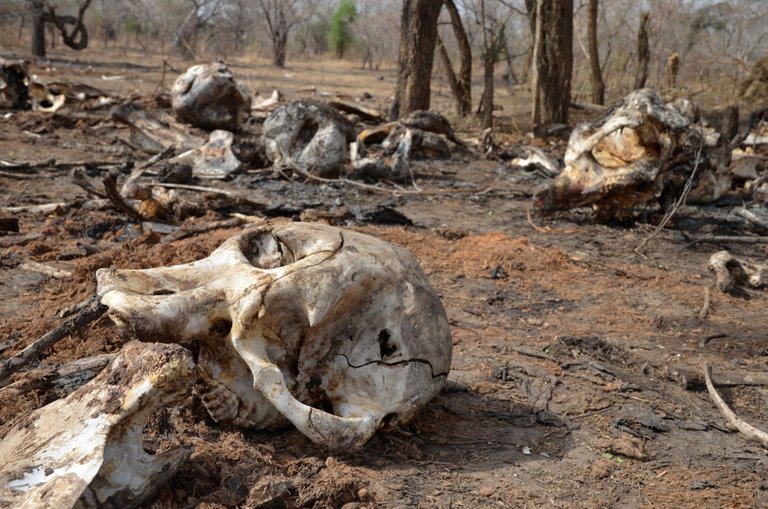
left=634, top=11, right=650, bottom=89
left=529, top=0, right=543, bottom=130
left=441, top=0, right=471, bottom=116
left=482, top=50, right=494, bottom=130
left=391, top=0, right=443, bottom=119
left=587, top=0, right=604, bottom=104
left=30, top=0, right=46, bottom=57
left=529, top=0, right=573, bottom=129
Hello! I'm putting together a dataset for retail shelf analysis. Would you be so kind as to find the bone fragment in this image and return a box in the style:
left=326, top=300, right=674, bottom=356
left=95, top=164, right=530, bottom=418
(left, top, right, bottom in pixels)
left=0, top=342, right=194, bottom=509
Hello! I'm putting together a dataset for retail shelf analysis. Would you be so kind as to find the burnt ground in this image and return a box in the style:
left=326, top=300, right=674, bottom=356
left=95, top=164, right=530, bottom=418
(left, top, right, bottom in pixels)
left=2, top=53, right=768, bottom=509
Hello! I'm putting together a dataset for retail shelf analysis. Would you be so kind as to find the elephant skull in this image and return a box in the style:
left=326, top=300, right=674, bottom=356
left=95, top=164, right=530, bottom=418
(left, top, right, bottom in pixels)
left=96, top=223, right=452, bottom=448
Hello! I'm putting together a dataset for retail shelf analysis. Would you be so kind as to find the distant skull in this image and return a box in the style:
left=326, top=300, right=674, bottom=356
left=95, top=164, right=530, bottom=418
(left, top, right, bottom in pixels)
left=97, top=223, right=452, bottom=448
left=171, top=62, right=251, bottom=131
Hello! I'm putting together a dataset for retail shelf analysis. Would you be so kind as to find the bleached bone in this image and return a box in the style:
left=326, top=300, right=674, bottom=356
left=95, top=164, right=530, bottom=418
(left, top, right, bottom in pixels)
left=263, top=100, right=355, bottom=178
left=172, top=62, right=252, bottom=132
left=536, top=88, right=726, bottom=219
left=0, top=342, right=194, bottom=509
left=171, top=129, right=242, bottom=179
left=709, top=250, right=768, bottom=294
left=97, top=223, right=452, bottom=448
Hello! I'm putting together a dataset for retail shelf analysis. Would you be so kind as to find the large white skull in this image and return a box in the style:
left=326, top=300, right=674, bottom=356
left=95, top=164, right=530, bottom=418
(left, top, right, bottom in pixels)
left=96, top=223, right=452, bottom=448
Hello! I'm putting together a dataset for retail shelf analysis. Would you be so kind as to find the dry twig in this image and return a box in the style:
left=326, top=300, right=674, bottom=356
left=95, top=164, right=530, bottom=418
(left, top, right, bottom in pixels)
left=0, top=296, right=107, bottom=387
left=698, top=287, right=711, bottom=320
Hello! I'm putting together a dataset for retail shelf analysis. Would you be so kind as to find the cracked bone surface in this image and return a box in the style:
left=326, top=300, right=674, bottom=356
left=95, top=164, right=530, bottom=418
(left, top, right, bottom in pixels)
left=0, top=341, right=193, bottom=509
left=171, top=62, right=252, bottom=131
left=97, top=222, right=452, bottom=448
left=536, top=88, right=724, bottom=219
left=263, top=100, right=355, bottom=178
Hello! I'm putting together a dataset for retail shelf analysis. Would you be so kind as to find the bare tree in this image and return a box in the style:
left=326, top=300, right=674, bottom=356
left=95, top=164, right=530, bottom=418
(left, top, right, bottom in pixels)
left=436, top=0, right=472, bottom=116
left=391, top=0, right=442, bottom=119
left=587, top=0, right=604, bottom=104
left=28, top=0, right=92, bottom=58
left=527, top=0, right=573, bottom=130
left=257, top=0, right=316, bottom=68
left=633, top=11, right=649, bottom=89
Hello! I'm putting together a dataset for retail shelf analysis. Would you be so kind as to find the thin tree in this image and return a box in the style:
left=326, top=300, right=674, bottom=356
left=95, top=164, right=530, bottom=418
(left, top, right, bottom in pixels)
left=436, top=0, right=472, bottom=116
left=587, top=0, right=604, bottom=104
left=527, top=0, right=573, bottom=131
left=328, top=0, right=357, bottom=58
left=257, top=0, right=317, bottom=68
left=391, top=0, right=442, bottom=119
left=634, top=11, right=650, bottom=89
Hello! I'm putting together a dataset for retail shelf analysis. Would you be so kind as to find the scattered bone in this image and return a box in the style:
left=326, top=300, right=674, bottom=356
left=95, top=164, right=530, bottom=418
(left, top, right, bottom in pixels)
left=400, top=110, right=466, bottom=148
left=0, top=342, right=194, bottom=508
left=536, top=89, right=724, bottom=218
left=170, top=129, right=242, bottom=179
left=97, top=223, right=452, bottom=448
left=172, top=62, right=252, bottom=131
left=263, top=100, right=355, bottom=178
left=112, top=103, right=204, bottom=153
left=28, top=80, right=66, bottom=113
left=708, top=250, right=768, bottom=294
left=328, top=99, right=384, bottom=124
left=19, top=260, right=73, bottom=279
left=508, top=146, right=561, bottom=178
left=729, top=153, right=765, bottom=181
left=252, top=89, right=283, bottom=112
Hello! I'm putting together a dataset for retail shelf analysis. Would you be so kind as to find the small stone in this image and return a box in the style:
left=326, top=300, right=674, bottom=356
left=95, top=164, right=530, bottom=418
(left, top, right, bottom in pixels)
left=357, top=487, right=369, bottom=501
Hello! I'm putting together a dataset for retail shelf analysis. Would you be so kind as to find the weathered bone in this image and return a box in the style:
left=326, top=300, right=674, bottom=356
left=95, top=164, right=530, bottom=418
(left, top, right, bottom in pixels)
left=97, top=223, right=452, bottom=448
left=172, top=62, right=252, bottom=132
left=536, top=88, right=725, bottom=218
left=0, top=341, right=194, bottom=509
left=263, top=100, right=355, bottom=178
left=708, top=250, right=768, bottom=294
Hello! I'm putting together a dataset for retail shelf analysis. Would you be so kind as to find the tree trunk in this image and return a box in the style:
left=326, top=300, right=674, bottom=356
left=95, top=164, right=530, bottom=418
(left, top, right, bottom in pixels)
left=391, top=0, right=443, bottom=119
left=482, top=50, right=494, bottom=130
left=443, top=0, right=471, bottom=116
left=587, top=0, right=604, bottom=104
left=273, top=31, right=288, bottom=67
left=31, top=1, right=46, bottom=58
left=528, top=0, right=572, bottom=129
left=634, top=12, right=650, bottom=89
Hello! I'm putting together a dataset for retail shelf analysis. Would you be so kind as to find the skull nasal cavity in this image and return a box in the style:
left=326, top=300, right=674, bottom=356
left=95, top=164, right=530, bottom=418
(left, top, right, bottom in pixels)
left=210, top=318, right=232, bottom=337
left=378, top=329, right=397, bottom=359
left=296, top=118, right=319, bottom=147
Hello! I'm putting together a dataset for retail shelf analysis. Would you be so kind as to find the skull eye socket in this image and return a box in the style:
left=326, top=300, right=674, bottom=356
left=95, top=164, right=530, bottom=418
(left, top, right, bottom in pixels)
left=242, top=232, right=295, bottom=269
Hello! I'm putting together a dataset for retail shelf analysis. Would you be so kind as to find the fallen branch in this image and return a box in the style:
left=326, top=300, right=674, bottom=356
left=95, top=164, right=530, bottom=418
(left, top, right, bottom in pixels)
left=0, top=158, right=122, bottom=171
left=103, top=170, right=143, bottom=221
left=685, top=234, right=768, bottom=245
left=121, top=146, right=175, bottom=199
left=734, top=207, right=768, bottom=231
left=161, top=216, right=247, bottom=243
left=698, top=287, right=711, bottom=320
left=0, top=296, right=107, bottom=387
left=704, top=363, right=768, bottom=448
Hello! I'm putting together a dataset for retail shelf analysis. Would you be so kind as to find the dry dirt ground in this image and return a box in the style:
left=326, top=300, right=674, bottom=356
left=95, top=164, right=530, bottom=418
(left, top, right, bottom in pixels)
left=1, top=51, right=768, bottom=509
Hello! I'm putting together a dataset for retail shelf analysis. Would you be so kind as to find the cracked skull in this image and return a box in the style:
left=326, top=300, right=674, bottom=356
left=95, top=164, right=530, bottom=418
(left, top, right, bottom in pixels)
left=96, top=222, right=452, bottom=448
